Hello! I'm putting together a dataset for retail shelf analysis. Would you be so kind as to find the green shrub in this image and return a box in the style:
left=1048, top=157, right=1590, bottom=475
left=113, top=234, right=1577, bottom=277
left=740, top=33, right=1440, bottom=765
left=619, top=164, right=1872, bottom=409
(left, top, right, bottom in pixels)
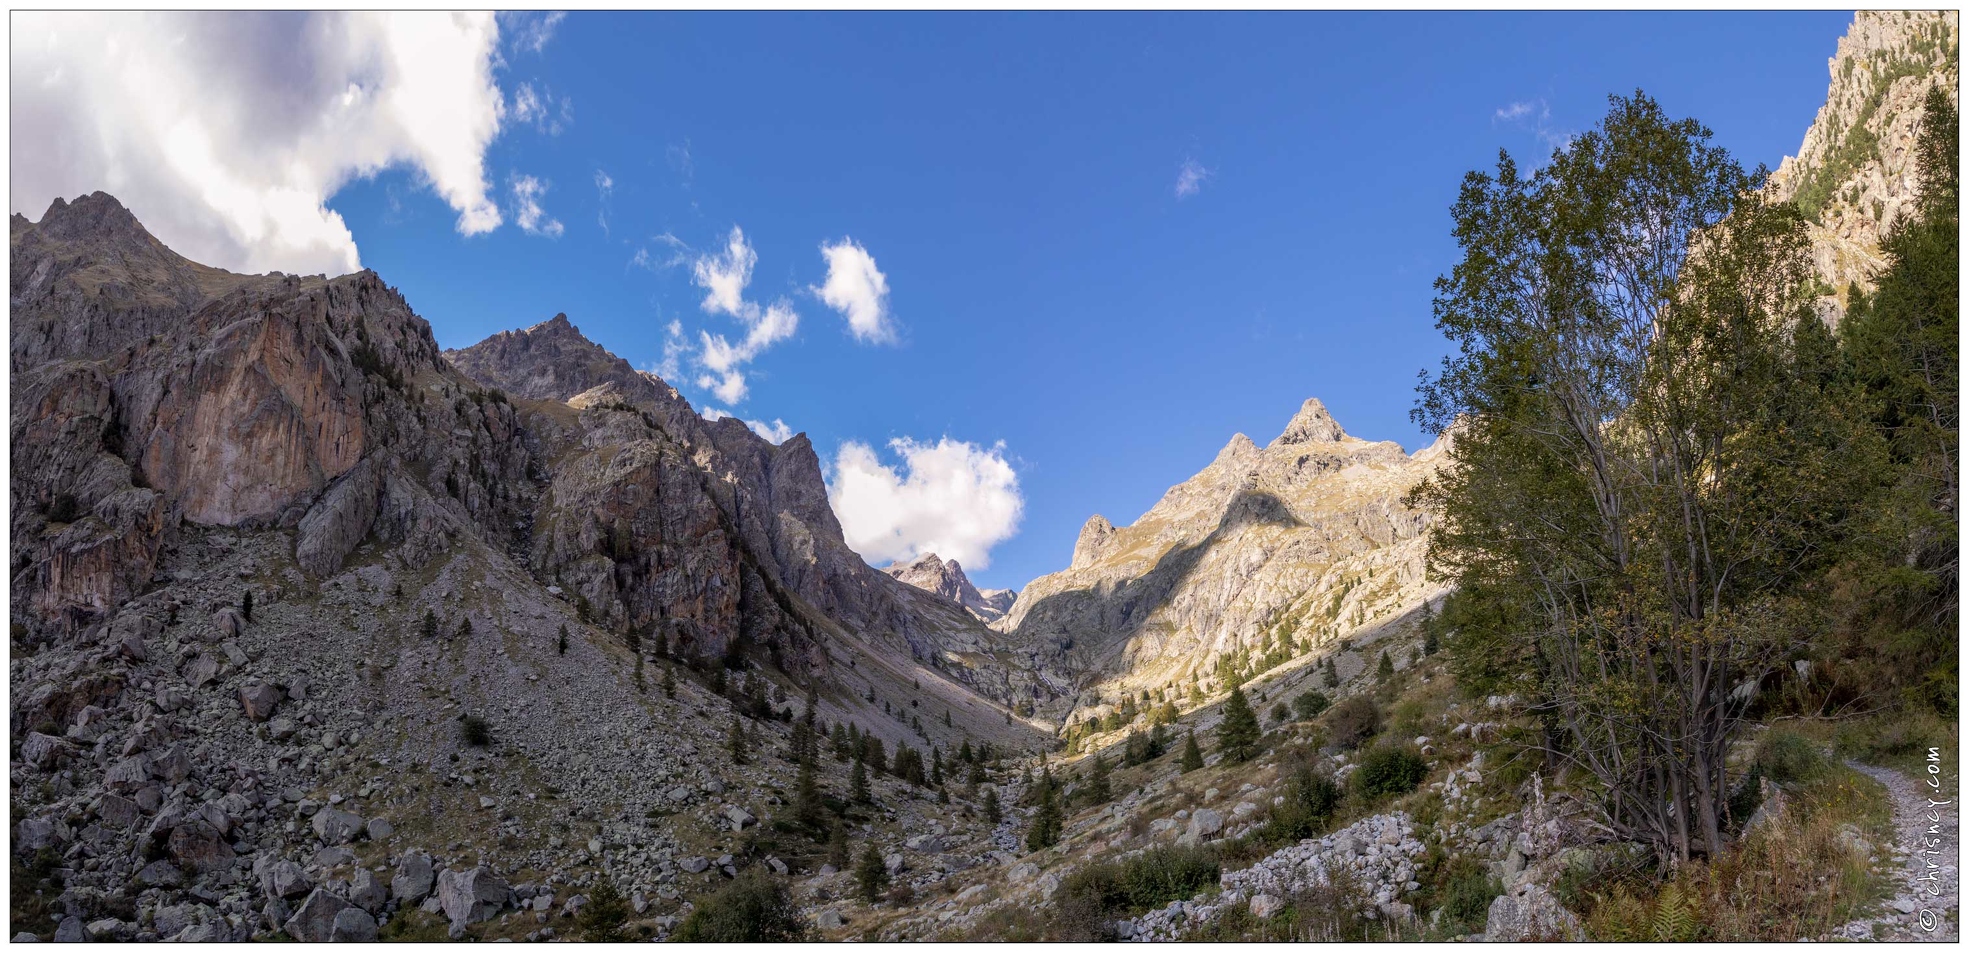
left=672, top=872, right=809, bottom=941
left=1325, top=696, right=1381, bottom=749
left=1293, top=691, right=1331, bottom=720
left=1754, top=731, right=1828, bottom=783
left=578, top=882, right=630, bottom=941
left=1353, top=745, right=1426, bottom=800
left=1433, top=859, right=1501, bottom=935
left=1055, top=845, right=1220, bottom=919
left=1261, top=764, right=1343, bottom=842
left=459, top=714, right=492, bottom=747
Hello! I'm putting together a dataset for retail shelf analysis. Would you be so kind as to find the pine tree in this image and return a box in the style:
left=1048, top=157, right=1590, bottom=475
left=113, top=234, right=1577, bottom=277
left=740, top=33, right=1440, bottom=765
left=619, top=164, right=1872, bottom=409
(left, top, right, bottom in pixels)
left=458, top=617, right=473, bottom=639
left=1085, top=753, right=1111, bottom=804
left=831, top=723, right=851, bottom=761
left=240, top=589, right=253, bottom=622
left=728, top=716, right=749, bottom=765
left=1322, top=657, right=1339, bottom=689
left=1376, top=649, right=1395, bottom=683
left=711, top=667, right=727, bottom=697
left=981, top=785, right=1002, bottom=825
left=792, top=756, right=826, bottom=834
left=661, top=664, right=676, bottom=698
left=930, top=747, right=944, bottom=786
left=849, top=757, right=870, bottom=803
left=827, top=822, right=851, bottom=869
left=557, top=623, right=569, bottom=655
left=1216, top=686, right=1261, bottom=762
left=1180, top=731, right=1204, bottom=773
left=421, top=609, right=440, bottom=640
left=1026, top=782, right=1062, bottom=851
left=958, top=740, right=974, bottom=763
left=855, top=844, right=889, bottom=903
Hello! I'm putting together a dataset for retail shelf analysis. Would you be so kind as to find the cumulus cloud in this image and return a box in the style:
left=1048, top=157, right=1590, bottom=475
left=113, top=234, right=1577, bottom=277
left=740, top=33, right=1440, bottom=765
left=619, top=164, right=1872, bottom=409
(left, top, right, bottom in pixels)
left=827, top=437, right=1023, bottom=569
left=510, top=174, right=563, bottom=237
left=701, top=408, right=795, bottom=445
left=1175, top=158, right=1212, bottom=199
left=813, top=238, right=897, bottom=344
left=11, top=11, right=510, bottom=277
left=689, top=226, right=798, bottom=403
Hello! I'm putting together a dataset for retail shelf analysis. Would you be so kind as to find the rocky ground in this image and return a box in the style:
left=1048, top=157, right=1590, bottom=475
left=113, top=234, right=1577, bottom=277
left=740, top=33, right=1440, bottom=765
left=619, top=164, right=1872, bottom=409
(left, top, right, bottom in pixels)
left=1834, top=761, right=1960, bottom=942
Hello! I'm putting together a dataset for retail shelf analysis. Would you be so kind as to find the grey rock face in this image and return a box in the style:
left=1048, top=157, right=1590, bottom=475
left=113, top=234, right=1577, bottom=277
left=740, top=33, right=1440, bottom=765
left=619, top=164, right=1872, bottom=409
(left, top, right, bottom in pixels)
left=283, top=889, right=353, bottom=943
left=437, top=866, right=511, bottom=927
left=392, top=850, right=435, bottom=902
left=309, top=808, right=364, bottom=845
left=255, top=857, right=311, bottom=900
left=1484, top=884, right=1584, bottom=942
left=236, top=681, right=282, bottom=722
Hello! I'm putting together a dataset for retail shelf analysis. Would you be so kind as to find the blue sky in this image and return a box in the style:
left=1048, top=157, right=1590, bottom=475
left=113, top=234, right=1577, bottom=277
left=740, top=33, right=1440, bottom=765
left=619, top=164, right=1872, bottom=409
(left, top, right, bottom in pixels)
left=15, top=11, right=1856, bottom=591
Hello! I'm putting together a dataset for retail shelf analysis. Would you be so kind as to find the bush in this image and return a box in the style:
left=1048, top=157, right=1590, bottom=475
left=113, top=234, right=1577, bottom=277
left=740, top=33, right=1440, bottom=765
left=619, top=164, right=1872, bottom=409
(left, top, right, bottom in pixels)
left=1293, top=691, right=1331, bottom=721
left=44, top=493, right=79, bottom=524
left=1055, top=845, right=1220, bottom=920
left=1261, top=764, right=1343, bottom=843
left=459, top=714, right=492, bottom=747
left=1352, top=745, right=1426, bottom=800
left=672, top=872, right=809, bottom=941
left=577, top=882, right=630, bottom=941
left=1432, top=859, right=1501, bottom=935
left=1325, top=696, right=1381, bottom=749
left=1754, top=731, right=1828, bottom=783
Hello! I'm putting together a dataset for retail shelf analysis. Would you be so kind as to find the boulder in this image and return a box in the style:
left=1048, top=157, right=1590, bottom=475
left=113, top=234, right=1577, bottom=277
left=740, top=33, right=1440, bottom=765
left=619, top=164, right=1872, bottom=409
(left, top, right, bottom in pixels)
left=817, top=909, right=846, bottom=929
left=680, top=856, right=710, bottom=874
left=310, top=808, right=364, bottom=845
left=1249, top=894, right=1284, bottom=920
left=393, top=850, right=435, bottom=902
left=349, top=868, right=387, bottom=913
left=236, top=682, right=282, bottom=722
left=722, top=804, right=755, bottom=830
left=19, top=733, right=68, bottom=768
left=167, top=820, right=236, bottom=873
left=330, top=908, right=378, bottom=942
left=256, top=857, right=311, bottom=900
left=437, top=866, right=511, bottom=927
left=1186, top=809, right=1224, bottom=840
left=95, top=794, right=141, bottom=829
left=366, top=817, right=394, bottom=841
left=284, top=889, right=353, bottom=943
left=1484, top=884, right=1584, bottom=942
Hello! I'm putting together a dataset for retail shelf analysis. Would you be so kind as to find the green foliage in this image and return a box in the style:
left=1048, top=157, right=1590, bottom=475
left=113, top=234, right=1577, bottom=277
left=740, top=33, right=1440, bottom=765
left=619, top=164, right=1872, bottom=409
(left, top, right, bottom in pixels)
left=1324, top=696, right=1381, bottom=750
left=1026, top=779, right=1062, bottom=851
left=855, top=844, right=889, bottom=902
left=557, top=623, right=568, bottom=655
left=459, top=714, right=492, bottom=747
left=1054, top=845, right=1221, bottom=920
left=849, top=757, right=869, bottom=803
left=1753, top=731, right=1829, bottom=784
left=1260, top=763, right=1344, bottom=843
left=982, top=786, right=1002, bottom=825
left=578, top=882, right=630, bottom=942
left=240, top=589, right=253, bottom=622
left=728, top=716, right=749, bottom=765
left=1432, top=857, right=1502, bottom=936
left=673, top=872, right=809, bottom=941
left=1374, top=650, right=1394, bottom=683
left=1216, top=686, right=1262, bottom=762
left=1179, top=730, right=1205, bottom=773
left=1352, top=745, right=1427, bottom=800
left=1293, top=690, right=1330, bottom=721
left=421, top=610, right=439, bottom=640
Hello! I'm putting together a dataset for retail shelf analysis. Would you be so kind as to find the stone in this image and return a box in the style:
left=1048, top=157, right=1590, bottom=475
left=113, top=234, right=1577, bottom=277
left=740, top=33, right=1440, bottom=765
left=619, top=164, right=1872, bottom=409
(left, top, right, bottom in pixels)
left=393, top=850, right=435, bottom=902
left=52, top=918, right=84, bottom=942
left=1186, top=809, right=1224, bottom=840
left=680, top=856, right=710, bottom=874
left=437, top=866, right=511, bottom=927
left=366, top=817, right=394, bottom=841
left=95, top=794, right=141, bottom=829
left=20, top=733, right=67, bottom=768
left=1249, top=894, right=1284, bottom=920
left=722, top=804, right=755, bottom=830
left=1484, top=885, right=1584, bottom=942
left=817, top=909, right=845, bottom=929
left=310, top=808, right=364, bottom=845
left=236, top=681, right=282, bottom=721
left=350, top=868, right=388, bottom=912
left=330, top=908, right=378, bottom=942
left=284, top=889, right=354, bottom=943
left=167, top=820, right=236, bottom=873
left=136, top=860, right=184, bottom=887
left=256, top=857, right=311, bottom=899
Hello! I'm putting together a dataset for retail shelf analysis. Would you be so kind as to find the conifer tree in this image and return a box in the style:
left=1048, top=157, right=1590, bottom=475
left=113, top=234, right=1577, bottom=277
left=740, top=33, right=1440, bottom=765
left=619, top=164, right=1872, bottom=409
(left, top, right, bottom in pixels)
left=856, top=844, right=890, bottom=903
left=660, top=664, right=676, bottom=698
left=1216, top=685, right=1261, bottom=762
left=1180, top=731, right=1204, bottom=773
left=1085, top=753, right=1111, bottom=804
left=981, top=785, right=1002, bottom=825
left=792, top=756, right=826, bottom=834
left=557, top=623, right=569, bottom=655
left=240, top=589, right=253, bottom=622
left=1026, top=781, right=1062, bottom=851
left=728, top=716, right=749, bottom=765
left=458, top=617, right=473, bottom=639
left=1376, top=649, right=1395, bottom=683
left=422, top=609, right=440, bottom=640
left=1322, top=657, right=1339, bottom=689
left=849, top=757, right=870, bottom=803
left=827, top=822, right=850, bottom=869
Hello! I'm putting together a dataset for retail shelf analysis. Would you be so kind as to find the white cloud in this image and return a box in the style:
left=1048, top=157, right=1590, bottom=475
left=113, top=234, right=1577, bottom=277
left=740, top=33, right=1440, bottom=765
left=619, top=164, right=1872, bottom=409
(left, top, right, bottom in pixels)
left=594, top=169, right=613, bottom=234
left=1495, top=100, right=1540, bottom=121
left=510, top=174, right=563, bottom=237
left=1175, top=158, right=1212, bottom=199
left=813, top=238, right=897, bottom=344
left=1493, top=98, right=1571, bottom=152
left=827, top=437, right=1023, bottom=570
left=510, top=81, right=571, bottom=135
left=10, top=11, right=510, bottom=277
left=701, top=407, right=795, bottom=445
left=688, top=226, right=798, bottom=403
left=503, top=11, right=565, bottom=55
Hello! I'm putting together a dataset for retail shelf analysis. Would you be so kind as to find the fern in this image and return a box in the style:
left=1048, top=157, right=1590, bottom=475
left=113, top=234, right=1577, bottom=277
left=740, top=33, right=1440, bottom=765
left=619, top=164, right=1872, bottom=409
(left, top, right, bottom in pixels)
left=1650, top=880, right=1699, bottom=942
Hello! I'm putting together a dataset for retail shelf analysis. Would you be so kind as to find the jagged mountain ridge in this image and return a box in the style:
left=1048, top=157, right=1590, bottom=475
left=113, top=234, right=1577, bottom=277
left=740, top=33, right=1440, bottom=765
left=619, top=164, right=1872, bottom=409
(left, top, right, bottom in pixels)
left=881, top=552, right=1017, bottom=623
left=997, top=398, right=1451, bottom=722
left=1768, top=9, right=1959, bottom=318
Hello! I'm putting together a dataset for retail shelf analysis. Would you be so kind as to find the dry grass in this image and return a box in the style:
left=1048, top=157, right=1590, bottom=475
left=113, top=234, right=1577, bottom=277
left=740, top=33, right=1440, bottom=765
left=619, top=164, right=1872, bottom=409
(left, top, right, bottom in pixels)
left=1577, top=765, right=1893, bottom=941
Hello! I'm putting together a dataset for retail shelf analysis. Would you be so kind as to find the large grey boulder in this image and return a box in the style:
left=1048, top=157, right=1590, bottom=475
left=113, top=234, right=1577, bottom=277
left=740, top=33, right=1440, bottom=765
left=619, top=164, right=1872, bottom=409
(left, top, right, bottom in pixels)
left=283, top=889, right=353, bottom=943
left=330, top=907, right=378, bottom=941
left=255, top=857, right=311, bottom=900
left=1484, top=884, right=1584, bottom=941
left=236, top=681, right=282, bottom=721
left=167, top=820, right=235, bottom=873
left=310, top=808, right=364, bottom=845
left=1186, top=808, right=1224, bottom=840
left=349, top=868, right=387, bottom=912
left=437, top=866, right=510, bottom=927
left=393, top=850, right=435, bottom=902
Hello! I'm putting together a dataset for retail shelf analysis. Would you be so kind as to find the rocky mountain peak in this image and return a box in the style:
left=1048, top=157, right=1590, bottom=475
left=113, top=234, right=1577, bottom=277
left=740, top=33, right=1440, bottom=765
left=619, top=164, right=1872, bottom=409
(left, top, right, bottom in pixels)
left=1270, top=397, right=1347, bottom=448
left=1072, top=514, right=1118, bottom=569
left=882, top=551, right=1016, bottom=623
left=35, top=191, right=146, bottom=243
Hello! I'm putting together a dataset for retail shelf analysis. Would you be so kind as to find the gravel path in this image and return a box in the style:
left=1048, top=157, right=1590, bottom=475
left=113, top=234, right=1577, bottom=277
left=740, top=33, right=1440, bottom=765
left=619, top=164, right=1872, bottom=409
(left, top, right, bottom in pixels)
left=1841, top=760, right=1959, bottom=942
